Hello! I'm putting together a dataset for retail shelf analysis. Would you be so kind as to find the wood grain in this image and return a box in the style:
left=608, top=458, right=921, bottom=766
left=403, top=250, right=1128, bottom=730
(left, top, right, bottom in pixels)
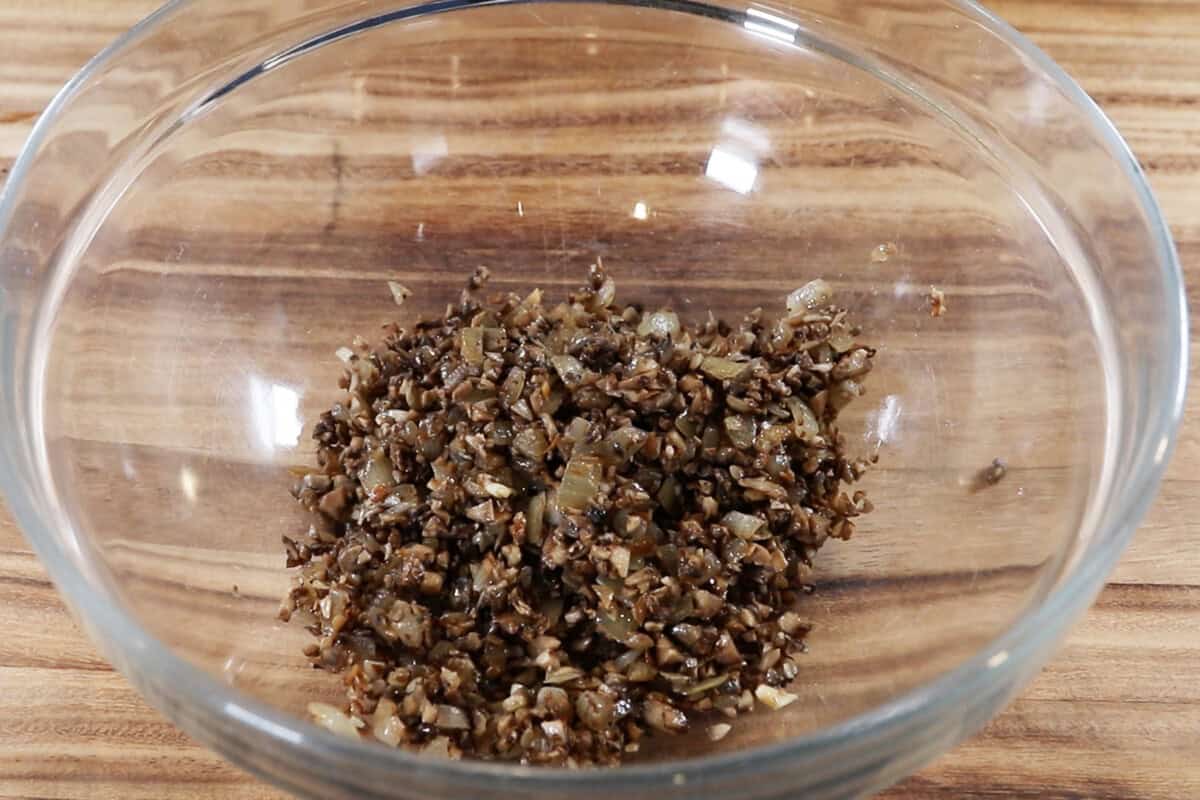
left=1, top=0, right=1199, bottom=798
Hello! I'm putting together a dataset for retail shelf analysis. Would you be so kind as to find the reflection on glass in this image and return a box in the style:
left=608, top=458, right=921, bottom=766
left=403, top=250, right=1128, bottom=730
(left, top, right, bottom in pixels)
left=180, top=466, right=198, bottom=503
left=223, top=701, right=306, bottom=746
left=705, top=147, right=758, bottom=194
left=411, top=134, right=448, bottom=175
left=248, top=377, right=303, bottom=451
left=743, top=6, right=799, bottom=43
left=872, top=394, right=902, bottom=445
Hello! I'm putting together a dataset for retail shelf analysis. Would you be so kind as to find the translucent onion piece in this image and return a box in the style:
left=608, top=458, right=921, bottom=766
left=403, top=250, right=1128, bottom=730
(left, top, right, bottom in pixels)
left=786, top=279, right=834, bottom=311
left=755, top=684, right=799, bottom=710
left=636, top=310, right=681, bottom=338
left=513, top=427, right=548, bottom=461
left=558, top=456, right=603, bottom=512
left=361, top=449, right=395, bottom=491
left=460, top=328, right=484, bottom=366
left=722, top=510, right=766, bottom=540
left=308, top=702, right=364, bottom=738
left=723, top=414, right=756, bottom=450
left=786, top=396, right=821, bottom=440
left=701, top=356, right=750, bottom=381
left=551, top=354, right=586, bottom=387
left=526, top=492, right=547, bottom=545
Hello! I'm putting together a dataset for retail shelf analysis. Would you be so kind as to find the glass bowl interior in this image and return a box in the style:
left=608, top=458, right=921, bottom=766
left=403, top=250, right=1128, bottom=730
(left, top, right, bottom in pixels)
left=0, top=0, right=1185, bottom=797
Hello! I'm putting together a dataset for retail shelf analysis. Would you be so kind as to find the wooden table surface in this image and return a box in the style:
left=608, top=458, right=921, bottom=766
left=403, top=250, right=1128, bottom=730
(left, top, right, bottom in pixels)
left=2, top=1, right=1199, bottom=798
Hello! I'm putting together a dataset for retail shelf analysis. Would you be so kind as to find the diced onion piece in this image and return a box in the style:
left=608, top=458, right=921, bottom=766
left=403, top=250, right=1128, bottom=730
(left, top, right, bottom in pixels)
left=372, top=697, right=397, bottom=728
left=637, top=310, right=681, bottom=338
left=361, top=449, right=395, bottom=491
left=701, top=356, right=749, bottom=381
left=755, top=684, right=799, bottom=710
left=723, top=414, right=756, bottom=450
left=387, top=281, right=412, bottom=306
left=541, top=386, right=564, bottom=416
left=787, top=396, right=821, bottom=440
left=375, top=715, right=406, bottom=747
left=564, top=416, right=592, bottom=444
left=786, top=279, right=834, bottom=311
left=551, top=354, right=587, bottom=387
left=828, top=324, right=856, bottom=353
left=558, top=455, right=603, bottom=512
left=606, top=425, right=649, bottom=463
left=501, top=367, right=526, bottom=405
left=526, top=492, right=546, bottom=545
left=829, top=379, right=865, bottom=412
left=371, top=698, right=405, bottom=746
left=460, top=328, right=485, bottom=366
left=597, top=277, right=616, bottom=307
left=308, top=702, right=364, bottom=738
left=610, top=545, right=631, bottom=578
left=513, top=427, right=548, bottom=462
left=482, top=478, right=514, bottom=498
left=544, top=666, right=585, bottom=685
left=597, top=607, right=635, bottom=642
left=435, top=704, right=471, bottom=730
left=423, top=737, right=452, bottom=757
left=642, top=698, right=688, bottom=732
left=739, top=476, right=787, bottom=500
left=722, top=510, right=766, bottom=540
left=466, top=499, right=496, bottom=523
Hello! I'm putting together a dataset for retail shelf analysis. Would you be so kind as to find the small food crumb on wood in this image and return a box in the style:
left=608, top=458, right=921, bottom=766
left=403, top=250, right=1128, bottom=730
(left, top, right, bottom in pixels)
left=970, top=457, right=1008, bottom=492
left=870, top=242, right=898, bottom=263
left=928, top=286, right=946, bottom=317
left=387, top=281, right=412, bottom=306
left=282, top=264, right=879, bottom=766
left=708, top=723, right=732, bottom=741
left=467, top=265, right=491, bottom=290
left=754, top=684, right=799, bottom=710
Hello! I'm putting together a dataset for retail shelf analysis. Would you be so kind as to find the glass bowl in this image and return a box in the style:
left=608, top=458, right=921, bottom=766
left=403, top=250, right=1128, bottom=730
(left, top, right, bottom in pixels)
left=0, top=0, right=1186, bottom=797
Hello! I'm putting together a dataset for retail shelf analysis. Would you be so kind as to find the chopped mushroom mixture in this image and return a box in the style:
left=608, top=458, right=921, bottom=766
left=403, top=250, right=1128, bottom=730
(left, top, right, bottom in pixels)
left=282, top=265, right=876, bottom=765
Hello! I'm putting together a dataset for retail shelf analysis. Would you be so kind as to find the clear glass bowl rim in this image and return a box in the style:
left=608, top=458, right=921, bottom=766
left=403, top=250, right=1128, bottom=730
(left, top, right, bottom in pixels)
left=0, top=0, right=1187, bottom=793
